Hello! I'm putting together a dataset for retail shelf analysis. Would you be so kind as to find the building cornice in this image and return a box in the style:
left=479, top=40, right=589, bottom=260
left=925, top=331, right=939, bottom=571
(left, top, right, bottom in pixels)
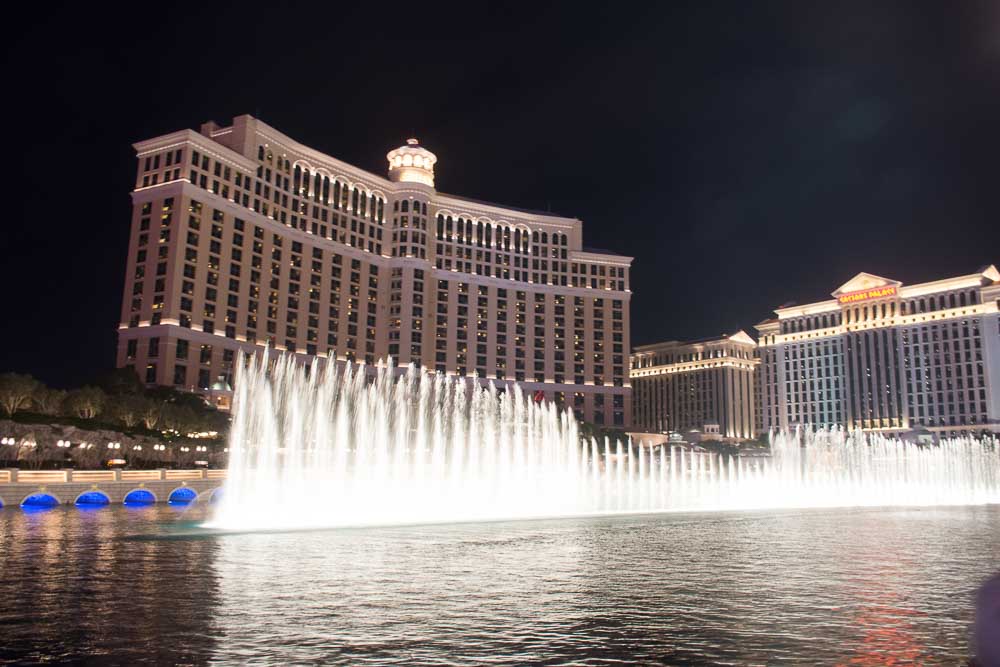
left=433, top=193, right=580, bottom=229
left=772, top=266, right=999, bottom=318
left=758, top=300, right=1000, bottom=347
left=570, top=250, right=633, bottom=267
left=429, top=267, right=631, bottom=298
left=629, top=356, right=759, bottom=378
left=633, top=331, right=756, bottom=355
left=133, top=129, right=256, bottom=172
left=254, top=124, right=392, bottom=197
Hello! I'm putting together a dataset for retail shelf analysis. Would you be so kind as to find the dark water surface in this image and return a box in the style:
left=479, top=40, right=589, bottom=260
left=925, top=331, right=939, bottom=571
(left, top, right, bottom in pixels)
left=1, top=504, right=998, bottom=665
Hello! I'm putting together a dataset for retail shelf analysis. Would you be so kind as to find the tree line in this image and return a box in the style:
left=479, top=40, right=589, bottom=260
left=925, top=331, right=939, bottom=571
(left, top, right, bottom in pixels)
left=0, top=369, right=229, bottom=438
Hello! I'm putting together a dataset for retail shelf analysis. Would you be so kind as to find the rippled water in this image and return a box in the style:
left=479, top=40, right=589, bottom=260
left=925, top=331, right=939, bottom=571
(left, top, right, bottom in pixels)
left=1, top=504, right=998, bottom=665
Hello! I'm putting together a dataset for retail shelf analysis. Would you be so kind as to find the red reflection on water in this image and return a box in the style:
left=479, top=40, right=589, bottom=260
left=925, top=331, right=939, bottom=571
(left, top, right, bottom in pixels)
left=841, top=588, right=929, bottom=665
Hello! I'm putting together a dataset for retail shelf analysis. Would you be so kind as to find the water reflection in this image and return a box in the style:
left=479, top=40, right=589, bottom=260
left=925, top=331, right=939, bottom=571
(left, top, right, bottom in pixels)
left=1, top=505, right=221, bottom=664
left=1, top=505, right=996, bottom=664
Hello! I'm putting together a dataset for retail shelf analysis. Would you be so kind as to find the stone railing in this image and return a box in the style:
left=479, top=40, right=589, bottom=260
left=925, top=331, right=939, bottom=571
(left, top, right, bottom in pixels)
left=0, top=469, right=226, bottom=484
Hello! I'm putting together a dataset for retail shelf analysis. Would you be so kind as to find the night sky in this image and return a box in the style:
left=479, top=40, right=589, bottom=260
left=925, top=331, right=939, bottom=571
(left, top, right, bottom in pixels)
left=4, top=2, right=999, bottom=388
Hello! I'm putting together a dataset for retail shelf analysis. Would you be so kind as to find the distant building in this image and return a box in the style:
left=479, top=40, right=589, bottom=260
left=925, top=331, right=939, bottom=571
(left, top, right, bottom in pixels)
left=630, top=332, right=758, bottom=439
left=755, top=266, right=1000, bottom=436
left=117, top=114, right=633, bottom=424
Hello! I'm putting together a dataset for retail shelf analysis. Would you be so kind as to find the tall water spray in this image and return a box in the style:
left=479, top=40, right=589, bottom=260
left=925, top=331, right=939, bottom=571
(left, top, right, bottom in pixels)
left=209, top=352, right=1000, bottom=531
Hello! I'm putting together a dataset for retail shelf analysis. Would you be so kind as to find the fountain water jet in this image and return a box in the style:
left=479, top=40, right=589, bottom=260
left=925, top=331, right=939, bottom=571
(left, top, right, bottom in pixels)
left=208, top=351, right=1000, bottom=531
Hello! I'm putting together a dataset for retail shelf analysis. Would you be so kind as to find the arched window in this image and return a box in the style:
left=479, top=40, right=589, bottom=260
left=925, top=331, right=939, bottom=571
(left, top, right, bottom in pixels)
left=293, top=165, right=302, bottom=191
left=302, top=169, right=311, bottom=195
left=313, top=173, right=321, bottom=202
left=401, top=200, right=409, bottom=213
left=322, top=177, right=330, bottom=204
left=333, top=181, right=341, bottom=208
left=352, top=188, right=359, bottom=214
left=258, top=146, right=265, bottom=160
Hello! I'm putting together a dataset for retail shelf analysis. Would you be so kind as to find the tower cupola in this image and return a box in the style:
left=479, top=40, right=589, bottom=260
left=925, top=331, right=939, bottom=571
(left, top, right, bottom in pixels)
left=386, top=138, right=437, bottom=187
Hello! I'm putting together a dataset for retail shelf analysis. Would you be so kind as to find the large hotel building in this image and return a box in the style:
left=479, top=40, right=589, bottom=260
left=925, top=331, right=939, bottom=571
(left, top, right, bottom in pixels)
left=630, top=332, right=757, bottom=439
left=631, top=267, right=1000, bottom=440
left=755, top=268, right=1000, bottom=436
left=118, top=114, right=632, bottom=426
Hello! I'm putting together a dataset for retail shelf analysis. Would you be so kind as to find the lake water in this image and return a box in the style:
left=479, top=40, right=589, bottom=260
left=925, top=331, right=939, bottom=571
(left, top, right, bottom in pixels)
left=1, top=503, right=997, bottom=664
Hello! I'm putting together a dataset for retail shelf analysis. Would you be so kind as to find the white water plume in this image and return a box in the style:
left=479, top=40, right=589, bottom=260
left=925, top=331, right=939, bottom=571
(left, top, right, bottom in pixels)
left=208, top=352, right=1000, bottom=531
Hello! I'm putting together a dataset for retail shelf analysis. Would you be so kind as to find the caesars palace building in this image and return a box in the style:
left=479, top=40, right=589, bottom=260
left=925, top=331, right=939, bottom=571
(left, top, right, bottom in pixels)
left=117, top=114, right=633, bottom=427
left=631, top=267, right=1000, bottom=440
left=755, top=267, right=1000, bottom=437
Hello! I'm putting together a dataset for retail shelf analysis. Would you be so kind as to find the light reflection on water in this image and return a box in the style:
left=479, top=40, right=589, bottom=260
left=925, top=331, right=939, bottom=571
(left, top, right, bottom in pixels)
left=1, top=504, right=997, bottom=664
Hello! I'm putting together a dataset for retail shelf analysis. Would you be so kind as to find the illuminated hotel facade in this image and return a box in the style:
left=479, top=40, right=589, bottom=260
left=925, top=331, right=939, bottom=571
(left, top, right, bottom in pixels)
left=630, top=332, right=758, bottom=439
left=117, top=114, right=632, bottom=426
left=755, top=267, right=1000, bottom=436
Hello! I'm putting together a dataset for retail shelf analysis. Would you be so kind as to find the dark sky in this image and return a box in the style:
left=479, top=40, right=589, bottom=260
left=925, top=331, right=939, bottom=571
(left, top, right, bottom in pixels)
left=4, top=2, right=999, bottom=388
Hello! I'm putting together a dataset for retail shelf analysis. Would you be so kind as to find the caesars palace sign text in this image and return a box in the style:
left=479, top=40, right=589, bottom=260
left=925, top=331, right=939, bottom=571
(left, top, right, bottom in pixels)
left=837, top=286, right=898, bottom=305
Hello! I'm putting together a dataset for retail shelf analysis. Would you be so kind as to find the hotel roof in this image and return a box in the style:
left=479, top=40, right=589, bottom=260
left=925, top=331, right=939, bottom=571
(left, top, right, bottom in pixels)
left=633, top=330, right=756, bottom=353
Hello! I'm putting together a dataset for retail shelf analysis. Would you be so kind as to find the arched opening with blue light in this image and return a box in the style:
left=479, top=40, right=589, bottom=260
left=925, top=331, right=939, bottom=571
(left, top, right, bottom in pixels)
left=75, top=491, right=111, bottom=506
left=168, top=487, right=197, bottom=504
left=123, top=489, right=156, bottom=505
left=21, top=493, right=61, bottom=507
